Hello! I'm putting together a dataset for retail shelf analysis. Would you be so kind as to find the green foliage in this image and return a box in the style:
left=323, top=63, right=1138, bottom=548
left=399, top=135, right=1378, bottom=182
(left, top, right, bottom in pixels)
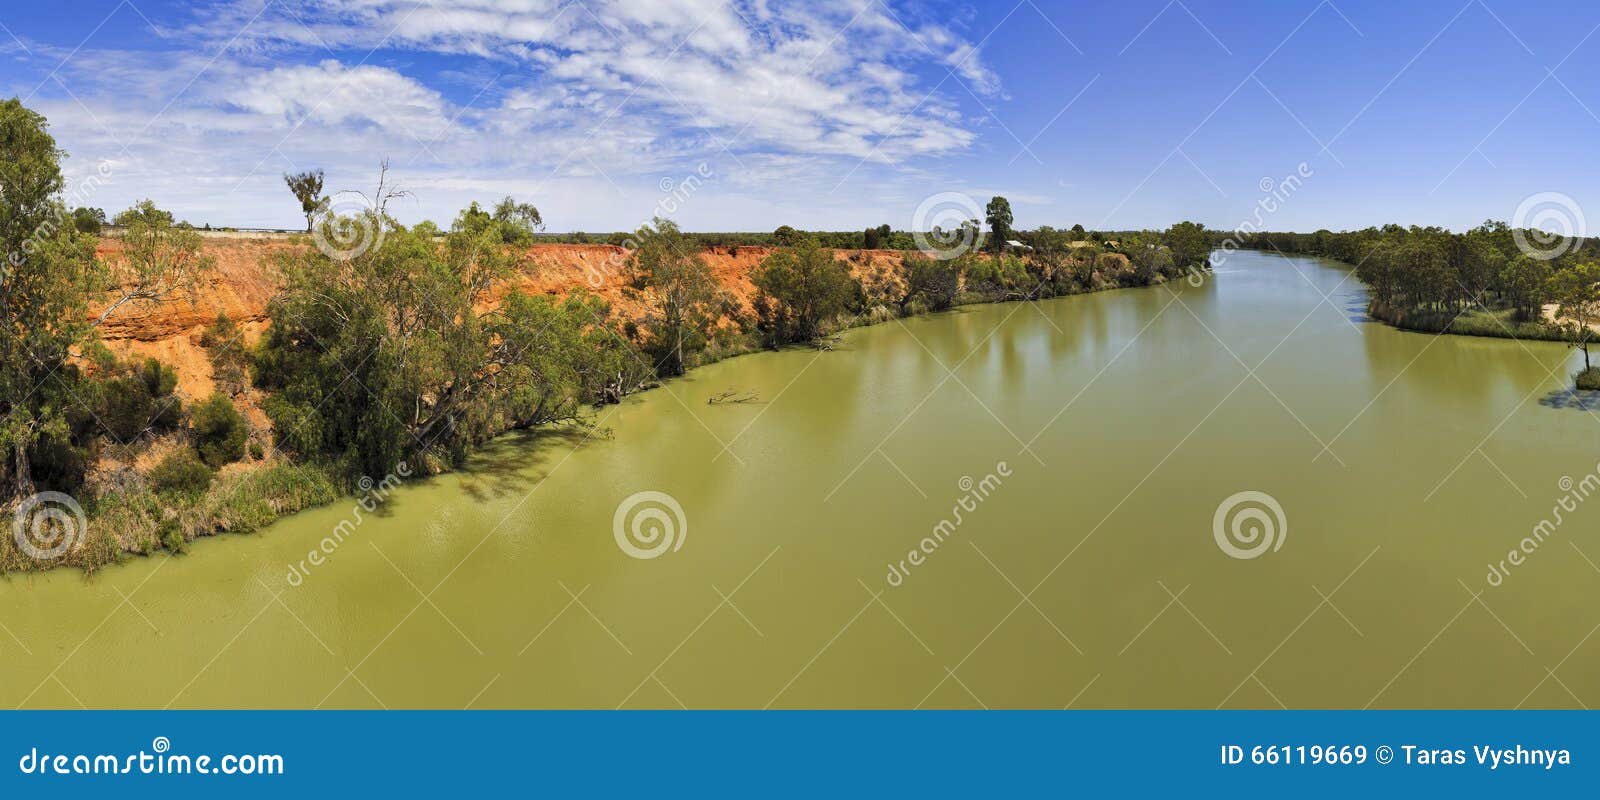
left=863, top=224, right=892, bottom=250
left=191, top=393, right=248, bottom=468
left=453, top=197, right=544, bottom=246
left=772, top=225, right=804, bottom=247
left=628, top=217, right=724, bottom=375
left=101, top=358, right=183, bottom=442
left=283, top=169, right=325, bottom=233
left=899, top=254, right=961, bottom=312
left=199, top=312, right=249, bottom=394
left=751, top=239, right=861, bottom=345
left=1120, top=234, right=1177, bottom=285
left=0, top=98, right=106, bottom=503
left=149, top=449, right=214, bottom=497
left=112, top=199, right=174, bottom=228
left=1577, top=367, right=1600, bottom=392
left=985, top=196, right=1013, bottom=252
left=257, top=207, right=646, bottom=480
left=1500, top=256, right=1552, bottom=320
left=1164, top=221, right=1210, bottom=270
left=71, top=207, right=105, bottom=234
left=961, top=253, right=1031, bottom=296
left=99, top=200, right=212, bottom=325
left=1548, top=262, right=1600, bottom=371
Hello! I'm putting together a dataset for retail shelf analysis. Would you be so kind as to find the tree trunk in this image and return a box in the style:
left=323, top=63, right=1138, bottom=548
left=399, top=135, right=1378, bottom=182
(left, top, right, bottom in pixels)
left=11, top=441, right=34, bottom=504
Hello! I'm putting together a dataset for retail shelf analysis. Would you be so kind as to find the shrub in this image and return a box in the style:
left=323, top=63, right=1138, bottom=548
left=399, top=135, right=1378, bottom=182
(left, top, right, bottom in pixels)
left=1577, top=367, right=1600, bottom=391
left=899, top=255, right=959, bottom=312
left=751, top=240, right=860, bottom=345
left=149, top=449, right=213, bottom=496
left=200, top=313, right=249, bottom=394
left=191, top=393, right=248, bottom=467
left=100, top=357, right=182, bottom=441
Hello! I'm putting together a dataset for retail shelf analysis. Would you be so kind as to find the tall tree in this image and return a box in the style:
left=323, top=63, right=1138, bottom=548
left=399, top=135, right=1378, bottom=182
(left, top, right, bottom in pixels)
left=1549, top=263, right=1600, bottom=372
left=985, top=196, right=1013, bottom=252
left=751, top=238, right=860, bottom=344
left=629, top=218, right=723, bottom=375
left=284, top=169, right=326, bottom=233
left=1164, top=221, right=1211, bottom=271
left=97, top=200, right=212, bottom=326
left=258, top=203, right=643, bottom=479
left=0, top=102, right=211, bottom=502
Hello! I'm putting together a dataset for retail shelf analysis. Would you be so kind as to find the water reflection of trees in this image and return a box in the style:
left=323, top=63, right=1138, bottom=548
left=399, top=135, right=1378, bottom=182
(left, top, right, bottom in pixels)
left=1539, top=388, right=1600, bottom=412
left=457, top=426, right=595, bottom=501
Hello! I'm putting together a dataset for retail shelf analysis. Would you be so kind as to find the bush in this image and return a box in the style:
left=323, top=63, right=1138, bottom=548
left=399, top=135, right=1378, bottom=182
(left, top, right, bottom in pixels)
left=751, top=240, right=861, bottom=345
left=100, top=357, right=182, bottom=441
left=899, top=255, right=959, bottom=312
left=191, top=393, right=248, bottom=467
left=200, top=313, right=249, bottom=394
left=1577, top=367, right=1600, bottom=391
left=149, top=449, right=213, bottom=496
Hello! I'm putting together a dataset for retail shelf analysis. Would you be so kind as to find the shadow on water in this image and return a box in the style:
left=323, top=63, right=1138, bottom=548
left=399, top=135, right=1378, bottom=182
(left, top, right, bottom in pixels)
left=456, top=425, right=598, bottom=501
left=1539, top=388, right=1600, bottom=412
left=1341, top=287, right=1373, bottom=323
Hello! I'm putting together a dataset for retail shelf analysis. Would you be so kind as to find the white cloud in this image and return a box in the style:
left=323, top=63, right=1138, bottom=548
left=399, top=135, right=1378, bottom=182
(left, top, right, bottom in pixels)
left=233, top=61, right=454, bottom=140
left=8, top=0, right=1006, bottom=229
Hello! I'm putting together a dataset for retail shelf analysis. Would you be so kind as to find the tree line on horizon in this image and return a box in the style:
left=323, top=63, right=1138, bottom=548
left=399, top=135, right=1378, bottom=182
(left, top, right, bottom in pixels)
left=1241, top=224, right=1599, bottom=382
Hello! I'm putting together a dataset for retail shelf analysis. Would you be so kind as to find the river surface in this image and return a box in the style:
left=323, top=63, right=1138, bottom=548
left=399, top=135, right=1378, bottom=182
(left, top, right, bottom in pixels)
left=6, top=249, right=1600, bottom=709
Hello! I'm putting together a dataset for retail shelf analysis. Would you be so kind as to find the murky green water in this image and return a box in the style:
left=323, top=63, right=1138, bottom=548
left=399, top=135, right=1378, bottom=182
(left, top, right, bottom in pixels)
left=6, top=250, right=1600, bottom=709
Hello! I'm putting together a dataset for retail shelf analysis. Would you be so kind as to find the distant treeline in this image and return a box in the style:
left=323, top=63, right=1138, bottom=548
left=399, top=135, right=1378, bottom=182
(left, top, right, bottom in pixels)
left=1231, top=224, right=1600, bottom=372
left=528, top=224, right=1144, bottom=251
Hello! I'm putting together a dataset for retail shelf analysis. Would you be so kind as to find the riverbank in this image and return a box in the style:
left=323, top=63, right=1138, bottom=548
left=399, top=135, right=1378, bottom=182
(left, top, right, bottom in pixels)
left=10, top=244, right=1175, bottom=578
left=1367, top=301, right=1577, bottom=343
left=8, top=249, right=1596, bottom=709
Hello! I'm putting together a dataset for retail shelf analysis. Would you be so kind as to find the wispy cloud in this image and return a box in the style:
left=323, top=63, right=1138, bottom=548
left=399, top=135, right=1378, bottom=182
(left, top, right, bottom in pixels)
left=10, top=0, right=1001, bottom=228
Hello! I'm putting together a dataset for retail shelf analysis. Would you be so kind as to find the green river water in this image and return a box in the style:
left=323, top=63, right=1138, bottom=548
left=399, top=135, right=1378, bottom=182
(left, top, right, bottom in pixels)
left=6, top=249, right=1600, bottom=709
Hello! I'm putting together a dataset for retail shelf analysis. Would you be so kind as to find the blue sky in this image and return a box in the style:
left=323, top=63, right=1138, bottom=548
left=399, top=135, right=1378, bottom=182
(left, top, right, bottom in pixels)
left=1, top=0, right=1595, bottom=234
